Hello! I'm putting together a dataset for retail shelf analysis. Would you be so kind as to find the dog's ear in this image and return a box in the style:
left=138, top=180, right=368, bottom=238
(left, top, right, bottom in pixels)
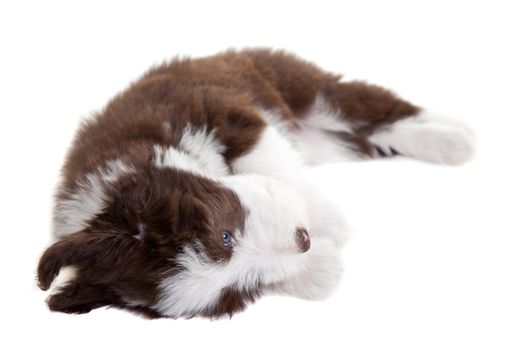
left=45, top=280, right=118, bottom=314
left=37, top=232, right=129, bottom=314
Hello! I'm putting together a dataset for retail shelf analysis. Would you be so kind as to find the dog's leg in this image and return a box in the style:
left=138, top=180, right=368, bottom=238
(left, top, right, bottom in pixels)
left=297, top=81, right=475, bottom=165
left=265, top=238, right=344, bottom=300
left=242, top=49, right=475, bottom=165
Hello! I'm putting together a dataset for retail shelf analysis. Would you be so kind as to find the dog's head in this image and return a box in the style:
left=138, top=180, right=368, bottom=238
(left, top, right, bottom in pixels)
left=37, top=163, right=311, bottom=318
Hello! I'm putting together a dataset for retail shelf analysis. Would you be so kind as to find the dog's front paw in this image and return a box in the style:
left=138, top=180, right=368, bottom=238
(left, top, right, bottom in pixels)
left=265, top=239, right=344, bottom=300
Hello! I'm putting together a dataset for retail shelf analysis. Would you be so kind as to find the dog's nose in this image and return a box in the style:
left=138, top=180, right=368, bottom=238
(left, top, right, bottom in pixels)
left=295, top=228, right=310, bottom=253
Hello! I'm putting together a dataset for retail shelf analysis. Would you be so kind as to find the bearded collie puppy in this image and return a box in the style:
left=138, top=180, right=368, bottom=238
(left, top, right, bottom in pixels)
left=37, top=49, right=474, bottom=318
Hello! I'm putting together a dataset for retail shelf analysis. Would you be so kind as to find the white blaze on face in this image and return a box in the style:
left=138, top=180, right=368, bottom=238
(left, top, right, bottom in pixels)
left=222, top=174, right=311, bottom=284
left=154, top=175, right=312, bottom=318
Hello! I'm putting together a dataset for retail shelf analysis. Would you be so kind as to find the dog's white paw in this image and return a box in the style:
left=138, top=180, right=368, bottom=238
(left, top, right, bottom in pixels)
left=370, top=111, right=476, bottom=165
left=265, top=239, right=344, bottom=300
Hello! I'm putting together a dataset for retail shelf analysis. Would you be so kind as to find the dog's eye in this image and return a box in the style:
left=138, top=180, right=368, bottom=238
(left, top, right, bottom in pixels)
left=222, top=230, right=232, bottom=245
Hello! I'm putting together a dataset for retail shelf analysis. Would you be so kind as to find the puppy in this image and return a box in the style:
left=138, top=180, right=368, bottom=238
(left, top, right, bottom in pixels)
left=37, top=49, right=474, bottom=318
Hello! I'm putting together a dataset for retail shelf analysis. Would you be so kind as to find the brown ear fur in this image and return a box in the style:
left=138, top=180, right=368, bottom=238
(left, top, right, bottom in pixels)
left=37, top=232, right=156, bottom=314
left=46, top=282, right=118, bottom=314
left=37, top=235, right=81, bottom=291
left=38, top=230, right=170, bottom=315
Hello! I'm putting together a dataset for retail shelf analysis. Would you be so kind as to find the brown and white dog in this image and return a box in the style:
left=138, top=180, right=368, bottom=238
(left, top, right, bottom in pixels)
left=37, top=49, right=474, bottom=318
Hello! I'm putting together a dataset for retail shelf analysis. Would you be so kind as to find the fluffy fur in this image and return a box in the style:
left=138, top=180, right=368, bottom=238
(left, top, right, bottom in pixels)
left=37, top=48, right=474, bottom=318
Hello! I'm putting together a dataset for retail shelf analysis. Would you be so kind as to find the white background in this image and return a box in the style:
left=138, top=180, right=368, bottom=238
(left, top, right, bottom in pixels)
left=1, top=1, right=524, bottom=349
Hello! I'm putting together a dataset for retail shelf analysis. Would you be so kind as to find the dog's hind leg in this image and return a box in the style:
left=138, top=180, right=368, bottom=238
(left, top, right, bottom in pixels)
left=242, top=49, right=474, bottom=165
left=295, top=81, right=475, bottom=165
